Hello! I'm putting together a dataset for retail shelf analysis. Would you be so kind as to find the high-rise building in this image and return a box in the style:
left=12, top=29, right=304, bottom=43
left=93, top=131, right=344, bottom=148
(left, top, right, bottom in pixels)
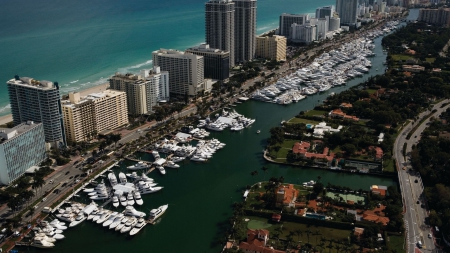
left=316, top=18, right=329, bottom=40
left=290, top=23, right=317, bottom=44
left=255, top=35, right=287, bottom=61
left=0, top=121, right=46, bottom=185
left=7, top=76, right=66, bottom=147
left=233, top=0, right=257, bottom=63
left=141, top=67, right=170, bottom=113
left=186, top=43, right=230, bottom=80
left=336, top=0, right=358, bottom=25
left=380, top=1, right=387, bottom=13
left=279, top=13, right=310, bottom=38
left=61, top=90, right=128, bottom=143
left=316, top=6, right=335, bottom=19
left=418, top=8, right=450, bottom=26
left=152, top=49, right=204, bottom=96
left=109, top=73, right=148, bottom=115
left=329, top=17, right=341, bottom=31
left=205, top=0, right=235, bottom=67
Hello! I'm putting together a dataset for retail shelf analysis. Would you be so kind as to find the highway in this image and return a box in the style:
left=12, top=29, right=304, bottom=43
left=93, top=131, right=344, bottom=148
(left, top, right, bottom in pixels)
left=394, top=99, right=449, bottom=253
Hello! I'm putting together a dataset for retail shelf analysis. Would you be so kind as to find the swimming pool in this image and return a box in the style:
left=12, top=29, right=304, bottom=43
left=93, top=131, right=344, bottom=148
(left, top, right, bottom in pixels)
left=305, top=213, right=326, bottom=220
left=306, top=124, right=313, bottom=129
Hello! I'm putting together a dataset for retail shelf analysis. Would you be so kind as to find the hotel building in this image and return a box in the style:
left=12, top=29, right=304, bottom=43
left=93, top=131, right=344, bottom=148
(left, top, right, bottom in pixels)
left=233, top=0, right=257, bottom=63
left=255, top=35, right=287, bottom=61
left=186, top=43, right=230, bottom=80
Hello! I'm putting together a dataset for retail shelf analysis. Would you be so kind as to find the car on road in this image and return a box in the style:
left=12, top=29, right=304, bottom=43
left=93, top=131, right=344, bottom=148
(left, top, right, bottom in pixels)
left=402, top=167, right=406, bottom=170
left=69, top=176, right=73, bottom=179
left=65, top=171, right=70, bottom=175
left=415, top=179, right=418, bottom=183
left=49, top=180, right=53, bottom=184
left=414, top=135, right=417, bottom=138
left=428, top=233, right=432, bottom=238
left=42, top=198, right=47, bottom=202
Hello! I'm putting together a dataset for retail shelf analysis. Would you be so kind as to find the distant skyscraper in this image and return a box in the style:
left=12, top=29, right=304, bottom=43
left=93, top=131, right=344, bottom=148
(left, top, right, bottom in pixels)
left=186, top=43, right=230, bottom=80
left=233, top=0, right=257, bottom=63
left=0, top=121, right=46, bottom=185
left=316, top=6, right=335, bottom=19
left=336, top=0, right=358, bottom=25
left=141, top=66, right=170, bottom=113
left=152, top=49, right=204, bottom=96
left=279, top=13, right=310, bottom=38
left=7, top=76, right=66, bottom=147
left=205, top=0, right=235, bottom=67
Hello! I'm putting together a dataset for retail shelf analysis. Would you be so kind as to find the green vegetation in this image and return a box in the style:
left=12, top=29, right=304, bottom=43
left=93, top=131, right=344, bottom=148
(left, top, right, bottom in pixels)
left=390, top=54, right=411, bottom=61
left=287, top=117, right=320, bottom=125
left=304, top=110, right=328, bottom=117
left=386, top=233, right=406, bottom=253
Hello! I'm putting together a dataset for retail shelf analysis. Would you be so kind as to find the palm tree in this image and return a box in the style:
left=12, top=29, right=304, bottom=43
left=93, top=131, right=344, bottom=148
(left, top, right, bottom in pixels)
left=315, top=230, right=322, bottom=244
left=32, top=174, right=45, bottom=195
left=327, top=241, right=334, bottom=253
left=306, top=228, right=312, bottom=244
left=295, top=229, right=303, bottom=242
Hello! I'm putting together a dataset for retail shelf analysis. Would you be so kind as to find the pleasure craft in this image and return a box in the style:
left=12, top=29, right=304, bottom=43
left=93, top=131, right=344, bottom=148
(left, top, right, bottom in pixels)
left=256, top=130, right=260, bottom=134
left=108, top=173, right=118, bottom=187
left=140, top=173, right=154, bottom=182
left=190, top=156, right=206, bottom=162
left=126, top=171, right=140, bottom=180
left=120, top=217, right=138, bottom=233
left=171, top=156, right=185, bottom=163
left=87, top=209, right=99, bottom=220
left=89, top=192, right=109, bottom=200
left=109, top=214, right=125, bottom=229
left=92, top=209, right=105, bottom=222
left=69, top=214, right=86, bottom=227
left=123, top=206, right=146, bottom=218
left=96, top=211, right=112, bottom=224
left=112, top=196, right=119, bottom=207
left=157, top=166, right=166, bottom=175
left=129, top=218, right=146, bottom=236
left=127, top=161, right=150, bottom=170
left=118, top=172, right=127, bottom=184
left=134, top=191, right=144, bottom=206
left=152, top=151, right=160, bottom=159
left=31, top=238, right=55, bottom=248
left=115, top=217, right=129, bottom=231
left=120, top=195, right=128, bottom=206
left=140, top=186, right=163, bottom=195
left=165, top=161, right=180, bottom=168
left=127, top=192, right=135, bottom=206
left=56, top=211, right=75, bottom=223
left=102, top=212, right=119, bottom=227
left=148, top=204, right=168, bottom=222
left=34, top=234, right=56, bottom=243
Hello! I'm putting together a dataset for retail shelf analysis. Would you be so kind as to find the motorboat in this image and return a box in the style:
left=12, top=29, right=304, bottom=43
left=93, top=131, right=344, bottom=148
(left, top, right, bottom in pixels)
left=83, top=188, right=95, bottom=193
left=87, top=209, right=99, bottom=220
left=165, top=161, right=180, bottom=169
left=139, top=186, right=163, bottom=195
left=46, top=231, right=64, bottom=240
left=157, top=166, right=166, bottom=175
left=34, top=234, right=56, bottom=243
left=31, top=238, right=55, bottom=248
left=123, top=206, right=146, bottom=218
left=190, top=156, right=206, bottom=162
left=129, top=218, right=146, bottom=236
left=108, top=173, right=118, bottom=187
left=126, top=171, right=140, bottom=180
left=127, top=192, right=135, bottom=206
left=92, top=209, right=105, bottom=222
left=148, top=204, right=168, bottom=222
left=120, top=195, right=127, bottom=206
left=140, top=173, right=154, bottom=182
left=69, top=214, right=86, bottom=227
left=120, top=217, right=138, bottom=234
left=134, top=191, right=143, bottom=206
left=109, top=214, right=125, bottom=229
left=89, top=193, right=109, bottom=200
left=102, top=212, right=119, bottom=227
left=127, top=161, right=150, bottom=170
left=152, top=151, right=160, bottom=159
left=112, top=196, right=119, bottom=208
left=114, top=217, right=129, bottom=231
left=256, top=130, right=260, bottom=134
left=118, top=172, right=127, bottom=184
left=171, top=156, right=185, bottom=163
left=96, top=211, right=112, bottom=224
left=56, top=211, right=75, bottom=223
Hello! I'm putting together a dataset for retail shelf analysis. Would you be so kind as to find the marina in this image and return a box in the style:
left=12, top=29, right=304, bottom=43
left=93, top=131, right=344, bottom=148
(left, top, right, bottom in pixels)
left=11, top=14, right=413, bottom=253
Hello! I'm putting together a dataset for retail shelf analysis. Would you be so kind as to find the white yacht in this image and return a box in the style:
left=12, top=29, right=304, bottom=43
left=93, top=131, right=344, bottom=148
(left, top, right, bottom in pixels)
left=69, top=214, right=86, bottom=227
left=34, top=234, right=56, bottom=243
left=109, top=214, right=125, bottom=229
left=56, top=211, right=74, bottom=223
left=134, top=191, right=143, bottom=206
left=165, top=161, right=180, bottom=168
left=139, top=186, right=163, bottom=195
left=148, top=204, right=168, bottom=222
left=114, top=217, right=129, bottom=231
left=108, top=173, right=118, bottom=187
left=127, top=192, right=135, bottom=206
left=112, top=195, right=119, bottom=208
left=96, top=211, right=112, bottom=224
left=256, top=130, right=260, bottom=134
left=118, top=172, right=127, bottom=184
left=127, top=161, right=150, bottom=170
left=120, top=195, right=128, bottom=206
left=87, top=209, right=99, bottom=220
left=152, top=151, right=160, bottom=159
left=102, top=212, right=119, bottom=227
left=123, top=206, right=146, bottom=218
left=171, top=156, right=185, bottom=163
left=129, top=218, right=146, bottom=236
left=31, top=238, right=55, bottom=248
left=126, top=171, right=140, bottom=180
left=140, top=173, right=154, bottom=182
left=157, top=166, right=166, bottom=175
left=92, top=209, right=105, bottom=222
left=190, top=156, right=206, bottom=162
left=120, top=217, right=138, bottom=234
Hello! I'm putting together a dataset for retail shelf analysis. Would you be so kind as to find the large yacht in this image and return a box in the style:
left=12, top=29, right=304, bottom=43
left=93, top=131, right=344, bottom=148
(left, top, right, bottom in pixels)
left=102, top=212, right=119, bottom=227
left=129, top=218, right=146, bottom=236
left=157, top=166, right=166, bottom=175
left=165, top=161, right=180, bottom=168
left=114, top=217, right=129, bottom=231
left=108, top=173, right=118, bottom=186
left=127, top=161, right=150, bottom=170
left=127, top=192, right=135, bottom=206
left=31, top=238, right=55, bottom=248
left=118, top=172, right=127, bottom=184
left=120, top=217, right=138, bottom=233
left=139, top=186, right=163, bottom=195
left=152, top=151, right=160, bottom=159
left=148, top=204, right=168, bottom=222
left=134, top=191, right=143, bottom=205
left=69, top=214, right=86, bottom=227
left=112, top=195, right=119, bottom=208
left=109, top=214, right=125, bottom=230
left=123, top=206, right=146, bottom=218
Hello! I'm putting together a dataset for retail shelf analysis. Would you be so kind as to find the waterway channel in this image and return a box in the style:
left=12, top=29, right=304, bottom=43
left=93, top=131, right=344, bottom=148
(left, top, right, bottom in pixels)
left=18, top=10, right=420, bottom=253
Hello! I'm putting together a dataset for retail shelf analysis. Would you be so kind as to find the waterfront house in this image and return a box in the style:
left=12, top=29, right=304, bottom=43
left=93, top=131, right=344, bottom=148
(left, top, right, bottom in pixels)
left=292, top=140, right=334, bottom=162
left=354, top=227, right=365, bottom=240
left=370, top=185, right=387, bottom=196
left=239, top=229, right=286, bottom=253
left=340, top=102, right=353, bottom=108
left=275, top=184, right=299, bottom=208
left=368, top=146, right=383, bottom=161
left=329, top=108, right=359, bottom=121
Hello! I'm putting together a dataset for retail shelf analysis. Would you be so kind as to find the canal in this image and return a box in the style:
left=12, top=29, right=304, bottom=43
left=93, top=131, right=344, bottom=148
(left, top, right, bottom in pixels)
left=20, top=10, right=420, bottom=253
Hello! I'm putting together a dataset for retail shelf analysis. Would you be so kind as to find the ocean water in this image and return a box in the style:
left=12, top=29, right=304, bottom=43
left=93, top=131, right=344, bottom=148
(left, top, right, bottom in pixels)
left=0, top=0, right=334, bottom=116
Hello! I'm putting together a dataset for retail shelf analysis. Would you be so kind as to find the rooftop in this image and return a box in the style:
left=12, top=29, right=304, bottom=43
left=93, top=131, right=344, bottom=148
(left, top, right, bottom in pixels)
left=7, top=77, right=57, bottom=90
left=0, top=121, right=42, bottom=144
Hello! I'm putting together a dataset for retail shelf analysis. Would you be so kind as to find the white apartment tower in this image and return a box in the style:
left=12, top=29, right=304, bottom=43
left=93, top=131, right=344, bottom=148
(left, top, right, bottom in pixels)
left=233, top=0, right=257, bottom=63
left=205, top=0, right=235, bottom=67
left=140, top=67, right=170, bottom=113
left=152, top=49, right=204, bottom=96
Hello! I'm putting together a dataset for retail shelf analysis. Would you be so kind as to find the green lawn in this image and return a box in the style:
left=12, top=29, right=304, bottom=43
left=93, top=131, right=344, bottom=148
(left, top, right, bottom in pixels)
left=383, top=158, right=396, bottom=173
left=387, top=233, right=406, bottom=253
left=366, top=89, right=378, bottom=95
left=270, top=140, right=298, bottom=159
left=304, top=110, right=328, bottom=117
left=244, top=216, right=355, bottom=252
left=426, top=57, right=435, bottom=63
left=391, top=54, right=413, bottom=61
left=288, top=117, right=321, bottom=125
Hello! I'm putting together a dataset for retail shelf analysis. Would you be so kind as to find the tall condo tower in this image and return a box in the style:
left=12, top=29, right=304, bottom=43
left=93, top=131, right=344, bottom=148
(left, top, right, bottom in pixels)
left=279, top=13, right=310, bottom=38
left=336, top=0, right=358, bottom=25
left=205, top=0, right=235, bottom=67
left=233, top=0, right=257, bottom=64
left=7, top=76, right=66, bottom=147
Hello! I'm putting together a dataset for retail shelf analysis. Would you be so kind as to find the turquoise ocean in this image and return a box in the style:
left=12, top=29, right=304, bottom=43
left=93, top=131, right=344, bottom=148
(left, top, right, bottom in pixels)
left=0, top=0, right=334, bottom=116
